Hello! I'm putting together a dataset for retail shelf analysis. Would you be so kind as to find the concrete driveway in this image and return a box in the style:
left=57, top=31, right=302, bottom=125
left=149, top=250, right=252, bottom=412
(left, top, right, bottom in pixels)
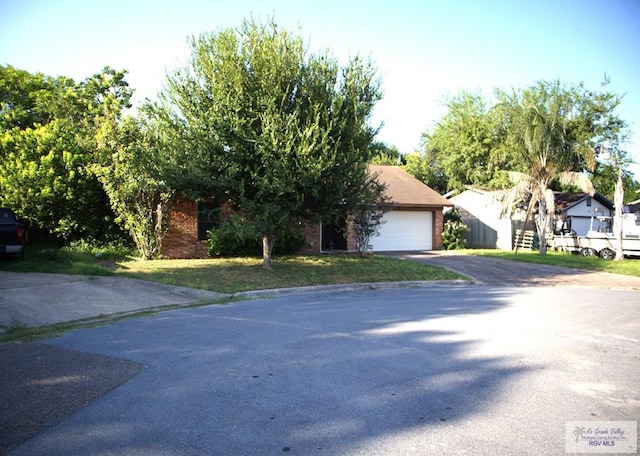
left=0, top=271, right=228, bottom=329
left=2, top=286, right=639, bottom=454
left=395, top=251, right=640, bottom=289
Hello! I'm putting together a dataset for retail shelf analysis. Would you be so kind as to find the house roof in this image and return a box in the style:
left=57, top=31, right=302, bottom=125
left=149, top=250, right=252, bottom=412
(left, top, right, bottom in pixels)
left=368, top=165, right=453, bottom=208
left=554, top=192, right=613, bottom=213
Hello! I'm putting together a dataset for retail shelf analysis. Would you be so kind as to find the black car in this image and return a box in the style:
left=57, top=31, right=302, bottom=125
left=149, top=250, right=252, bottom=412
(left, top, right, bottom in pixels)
left=0, top=208, right=25, bottom=259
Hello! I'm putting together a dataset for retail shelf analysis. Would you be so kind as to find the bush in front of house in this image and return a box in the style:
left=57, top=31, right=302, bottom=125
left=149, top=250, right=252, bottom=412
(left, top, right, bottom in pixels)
left=442, top=209, right=469, bottom=250
left=207, top=222, right=260, bottom=257
left=274, top=224, right=306, bottom=255
left=207, top=222, right=305, bottom=257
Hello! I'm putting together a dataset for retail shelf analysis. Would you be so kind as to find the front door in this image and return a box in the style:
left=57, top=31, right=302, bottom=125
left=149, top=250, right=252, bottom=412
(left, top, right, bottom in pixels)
left=322, top=219, right=347, bottom=251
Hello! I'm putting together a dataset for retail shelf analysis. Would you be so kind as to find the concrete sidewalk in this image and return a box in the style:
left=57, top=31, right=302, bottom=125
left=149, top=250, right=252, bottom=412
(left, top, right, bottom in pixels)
left=0, top=271, right=228, bottom=329
left=0, top=270, right=469, bottom=330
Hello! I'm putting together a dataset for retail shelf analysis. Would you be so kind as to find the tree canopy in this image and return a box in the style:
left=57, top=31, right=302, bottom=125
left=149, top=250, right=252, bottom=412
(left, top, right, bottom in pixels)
left=414, top=81, right=635, bottom=201
left=420, top=92, right=509, bottom=191
left=410, top=80, right=634, bottom=255
left=0, top=65, right=132, bottom=241
left=155, top=19, right=383, bottom=267
left=498, top=81, right=600, bottom=253
left=94, top=108, right=175, bottom=259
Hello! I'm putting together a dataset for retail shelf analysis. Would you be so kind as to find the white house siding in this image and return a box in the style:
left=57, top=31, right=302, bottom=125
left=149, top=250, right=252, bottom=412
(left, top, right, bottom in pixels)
left=565, top=199, right=612, bottom=235
left=449, top=190, right=513, bottom=250
left=369, top=211, right=433, bottom=251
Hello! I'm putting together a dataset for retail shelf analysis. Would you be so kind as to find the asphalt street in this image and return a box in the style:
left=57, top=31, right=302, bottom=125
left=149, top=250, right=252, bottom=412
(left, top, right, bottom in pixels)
left=4, top=285, right=639, bottom=455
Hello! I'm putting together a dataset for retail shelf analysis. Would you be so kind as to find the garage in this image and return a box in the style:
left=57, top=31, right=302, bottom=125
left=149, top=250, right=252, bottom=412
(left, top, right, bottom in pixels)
left=369, top=210, right=433, bottom=251
left=304, top=165, right=452, bottom=255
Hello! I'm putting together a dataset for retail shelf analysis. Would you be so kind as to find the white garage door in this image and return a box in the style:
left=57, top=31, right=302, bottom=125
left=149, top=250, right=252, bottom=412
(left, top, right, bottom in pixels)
left=369, top=211, right=433, bottom=251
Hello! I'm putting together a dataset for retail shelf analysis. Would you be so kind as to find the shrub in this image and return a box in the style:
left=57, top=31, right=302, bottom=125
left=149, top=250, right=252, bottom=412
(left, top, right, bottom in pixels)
left=64, top=238, right=137, bottom=260
left=207, top=222, right=305, bottom=257
left=442, top=209, right=469, bottom=250
left=207, top=222, right=260, bottom=257
left=274, top=224, right=306, bottom=254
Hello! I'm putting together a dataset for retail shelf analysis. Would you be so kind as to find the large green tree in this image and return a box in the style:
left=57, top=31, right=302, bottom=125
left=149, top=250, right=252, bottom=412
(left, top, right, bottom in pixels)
left=156, top=19, right=382, bottom=268
left=0, top=65, right=131, bottom=241
left=417, top=83, right=635, bottom=196
left=94, top=109, right=175, bottom=259
left=417, top=91, right=511, bottom=191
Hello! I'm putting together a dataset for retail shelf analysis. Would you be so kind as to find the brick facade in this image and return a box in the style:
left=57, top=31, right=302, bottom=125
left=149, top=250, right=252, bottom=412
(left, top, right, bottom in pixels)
left=299, top=224, right=321, bottom=255
left=162, top=196, right=208, bottom=259
left=162, top=199, right=446, bottom=258
left=432, top=208, right=444, bottom=250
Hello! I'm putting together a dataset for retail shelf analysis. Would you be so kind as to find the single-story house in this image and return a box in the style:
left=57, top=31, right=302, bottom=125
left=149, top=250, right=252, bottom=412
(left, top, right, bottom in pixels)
left=553, top=192, right=613, bottom=235
left=302, top=165, right=453, bottom=254
left=447, top=188, right=614, bottom=250
left=161, top=165, right=452, bottom=258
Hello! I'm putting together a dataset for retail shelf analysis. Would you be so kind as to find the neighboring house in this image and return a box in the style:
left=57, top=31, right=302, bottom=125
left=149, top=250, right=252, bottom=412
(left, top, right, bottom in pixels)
left=447, top=188, right=614, bottom=251
left=448, top=188, right=516, bottom=250
left=553, top=192, right=613, bottom=236
left=161, top=165, right=452, bottom=258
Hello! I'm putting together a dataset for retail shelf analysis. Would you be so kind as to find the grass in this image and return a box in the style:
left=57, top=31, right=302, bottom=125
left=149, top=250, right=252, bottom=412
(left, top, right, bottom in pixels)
left=116, top=255, right=464, bottom=293
left=3, top=244, right=638, bottom=292
left=0, top=243, right=125, bottom=276
left=0, top=246, right=462, bottom=342
left=0, top=244, right=465, bottom=294
left=469, top=249, right=640, bottom=277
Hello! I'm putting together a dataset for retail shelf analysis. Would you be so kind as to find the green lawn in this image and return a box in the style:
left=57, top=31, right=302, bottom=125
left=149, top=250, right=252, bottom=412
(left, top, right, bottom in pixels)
left=3, top=244, right=639, bottom=295
left=0, top=244, right=464, bottom=293
left=116, top=255, right=464, bottom=293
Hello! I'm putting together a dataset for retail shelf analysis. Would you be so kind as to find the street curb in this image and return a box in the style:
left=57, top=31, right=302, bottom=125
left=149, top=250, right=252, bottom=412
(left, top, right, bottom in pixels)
left=232, top=279, right=474, bottom=300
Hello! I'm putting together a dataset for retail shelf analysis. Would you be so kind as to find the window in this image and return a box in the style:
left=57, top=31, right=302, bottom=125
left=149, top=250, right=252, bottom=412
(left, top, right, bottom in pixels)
left=197, top=202, right=219, bottom=240
left=586, top=197, right=592, bottom=207
left=0, top=208, right=17, bottom=224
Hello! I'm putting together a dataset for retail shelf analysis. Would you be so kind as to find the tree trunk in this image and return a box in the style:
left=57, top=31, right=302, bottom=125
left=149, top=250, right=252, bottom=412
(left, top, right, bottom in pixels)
left=536, top=186, right=548, bottom=255
left=262, top=236, right=275, bottom=269
left=613, top=165, right=625, bottom=261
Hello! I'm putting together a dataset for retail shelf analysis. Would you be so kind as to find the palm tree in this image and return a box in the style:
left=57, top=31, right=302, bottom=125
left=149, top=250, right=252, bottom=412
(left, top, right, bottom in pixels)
left=507, top=170, right=594, bottom=255
left=498, top=81, right=596, bottom=255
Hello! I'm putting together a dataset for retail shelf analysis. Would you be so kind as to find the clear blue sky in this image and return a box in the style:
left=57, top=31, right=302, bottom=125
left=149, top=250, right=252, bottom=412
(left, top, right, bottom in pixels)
left=2, top=0, right=639, bottom=177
